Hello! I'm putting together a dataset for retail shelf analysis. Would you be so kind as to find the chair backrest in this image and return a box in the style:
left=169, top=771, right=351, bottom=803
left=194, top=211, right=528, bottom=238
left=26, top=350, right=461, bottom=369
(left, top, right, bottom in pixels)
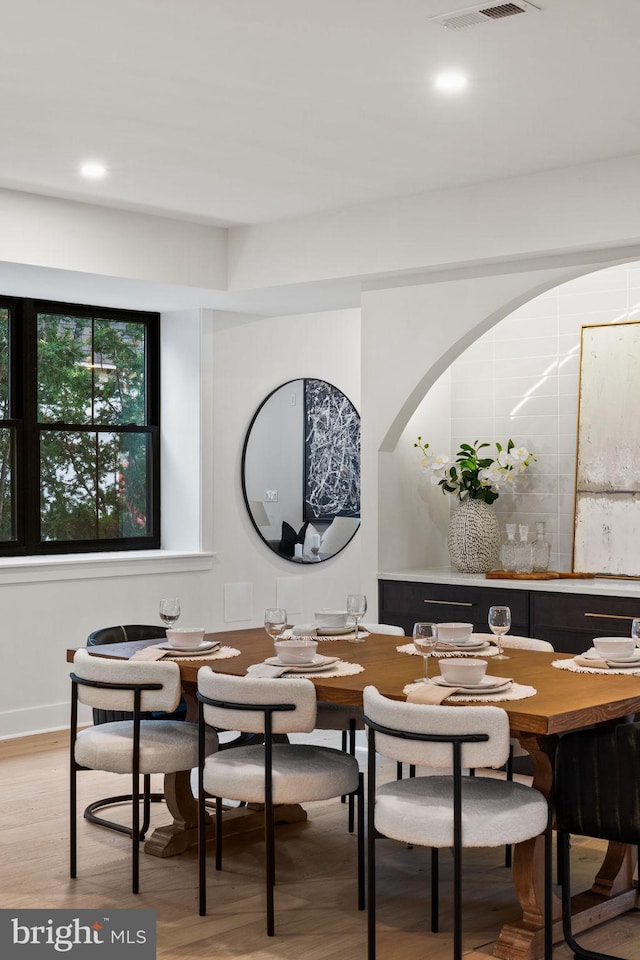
left=361, top=623, right=405, bottom=637
left=555, top=721, right=640, bottom=844
left=473, top=633, right=554, bottom=652
left=72, top=649, right=181, bottom=714
left=197, top=668, right=317, bottom=735
left=87, top=624, right=167, bottom=646
left=363, top=685, right=510, bottom=770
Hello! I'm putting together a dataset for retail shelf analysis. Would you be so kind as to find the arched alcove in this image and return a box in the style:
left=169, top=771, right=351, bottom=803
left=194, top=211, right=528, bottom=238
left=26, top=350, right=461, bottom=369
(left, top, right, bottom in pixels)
left=380, top=261, right=640, bottom=574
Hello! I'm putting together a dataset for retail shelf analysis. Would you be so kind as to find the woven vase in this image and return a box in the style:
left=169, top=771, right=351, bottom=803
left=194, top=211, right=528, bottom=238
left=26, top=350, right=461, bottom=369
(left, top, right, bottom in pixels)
left=447, top=498, right=500, bottom=574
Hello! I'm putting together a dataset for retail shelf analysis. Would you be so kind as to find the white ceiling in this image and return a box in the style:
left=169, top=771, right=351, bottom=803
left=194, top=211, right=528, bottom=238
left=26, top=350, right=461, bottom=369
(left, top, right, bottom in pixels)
left=2, top=0, right=640, bottom=229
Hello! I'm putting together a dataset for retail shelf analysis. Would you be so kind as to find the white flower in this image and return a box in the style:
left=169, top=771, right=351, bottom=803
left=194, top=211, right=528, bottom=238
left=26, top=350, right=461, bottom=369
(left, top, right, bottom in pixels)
left=497, top=450, right=512, bottom=468
left=510, top=445, right=530, bottom=462
left=431, top=454, right=450, bottom=469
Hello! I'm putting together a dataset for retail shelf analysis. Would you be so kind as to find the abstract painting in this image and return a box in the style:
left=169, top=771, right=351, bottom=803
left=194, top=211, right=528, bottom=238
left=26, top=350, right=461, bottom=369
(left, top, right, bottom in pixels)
left=303, top=379, right=360, bottom=521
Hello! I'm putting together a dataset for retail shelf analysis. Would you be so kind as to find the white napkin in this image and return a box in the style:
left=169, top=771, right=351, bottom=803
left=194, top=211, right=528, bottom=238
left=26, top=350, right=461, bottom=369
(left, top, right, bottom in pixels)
left=246, top=663, right=288, bottom=677
left=290, top=624, right=318, bottom=638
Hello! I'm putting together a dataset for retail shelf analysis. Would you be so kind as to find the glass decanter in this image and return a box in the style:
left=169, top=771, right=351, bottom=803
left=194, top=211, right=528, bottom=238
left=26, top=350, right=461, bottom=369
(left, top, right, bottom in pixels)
left=499, top=523, right=517, bottom=572
left=531, top=521, right=551, bottom=572
left=514, top=524, right=532, bottom=574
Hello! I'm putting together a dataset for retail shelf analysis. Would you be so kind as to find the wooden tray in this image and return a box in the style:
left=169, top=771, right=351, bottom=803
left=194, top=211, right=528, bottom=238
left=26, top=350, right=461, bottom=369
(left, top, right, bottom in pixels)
left=485, top=570, right=595, bottom=580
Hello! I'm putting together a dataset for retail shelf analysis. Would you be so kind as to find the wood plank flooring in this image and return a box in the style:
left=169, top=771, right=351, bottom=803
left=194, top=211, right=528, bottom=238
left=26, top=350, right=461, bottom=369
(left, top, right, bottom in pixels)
left=1, top=731, right=638, bottom=959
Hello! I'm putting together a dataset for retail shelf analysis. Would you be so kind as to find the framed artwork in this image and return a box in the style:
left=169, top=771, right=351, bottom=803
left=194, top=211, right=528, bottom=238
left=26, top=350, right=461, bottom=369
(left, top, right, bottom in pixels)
left=573, top=319, right=640, bottom=577
left=303, top=379, right=360, bottom=521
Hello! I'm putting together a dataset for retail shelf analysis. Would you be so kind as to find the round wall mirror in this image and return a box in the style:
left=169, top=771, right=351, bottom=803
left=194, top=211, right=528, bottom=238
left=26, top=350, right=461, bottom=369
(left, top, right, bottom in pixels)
left=242, top=379, right=361, bottom=563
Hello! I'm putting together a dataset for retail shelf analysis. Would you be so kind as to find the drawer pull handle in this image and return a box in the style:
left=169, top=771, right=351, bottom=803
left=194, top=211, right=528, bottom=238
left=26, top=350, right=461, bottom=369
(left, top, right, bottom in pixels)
left=584, top=612, right=636, bottom=621
left=423, top=599, right=474, bottom=607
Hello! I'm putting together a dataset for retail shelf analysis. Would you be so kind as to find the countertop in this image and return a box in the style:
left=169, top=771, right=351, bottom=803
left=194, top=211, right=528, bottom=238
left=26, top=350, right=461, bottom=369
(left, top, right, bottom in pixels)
left=377, top=567, right=640, bottom=599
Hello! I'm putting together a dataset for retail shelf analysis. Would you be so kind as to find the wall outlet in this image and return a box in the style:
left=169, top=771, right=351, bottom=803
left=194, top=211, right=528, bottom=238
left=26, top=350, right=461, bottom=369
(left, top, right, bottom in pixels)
left=264, top=490, right=278, bottom=502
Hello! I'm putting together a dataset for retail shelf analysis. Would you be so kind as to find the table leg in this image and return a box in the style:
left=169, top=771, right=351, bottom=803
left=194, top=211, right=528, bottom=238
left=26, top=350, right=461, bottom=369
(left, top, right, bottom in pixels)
left=144, top=685, right=308, bottom=857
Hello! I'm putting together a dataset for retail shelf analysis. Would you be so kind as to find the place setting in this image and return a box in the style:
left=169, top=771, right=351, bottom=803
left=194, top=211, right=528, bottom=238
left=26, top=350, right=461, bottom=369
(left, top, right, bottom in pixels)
left=397, top=619, right=499, bottom=659
left=130, top=599, right=241, bottom=662
left=553, top=631, right=640, bottom=675
left=279, top=594, right=371, bottom=642
left=247, top=609, right=365, bottom=678
left=402, top=620, right=536, bottom=703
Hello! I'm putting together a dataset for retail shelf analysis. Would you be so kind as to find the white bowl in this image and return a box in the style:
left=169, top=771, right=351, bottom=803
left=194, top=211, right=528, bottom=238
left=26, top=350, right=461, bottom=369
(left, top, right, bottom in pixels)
left=314, top=609, right=348, bottom=629
left=166, top=627, right=206, bottom=649
left=436, top=622, right=474, bottom=643
left=592, top=637, right=636, bottom=660
left=438, top=658, right=488, bottom=685
left=274, top=638, right=318, bottom=664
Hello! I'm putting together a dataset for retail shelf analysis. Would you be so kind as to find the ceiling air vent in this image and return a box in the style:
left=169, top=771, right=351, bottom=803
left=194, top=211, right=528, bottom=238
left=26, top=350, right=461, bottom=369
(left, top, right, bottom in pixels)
left=430, top=1, right=540, bottom=30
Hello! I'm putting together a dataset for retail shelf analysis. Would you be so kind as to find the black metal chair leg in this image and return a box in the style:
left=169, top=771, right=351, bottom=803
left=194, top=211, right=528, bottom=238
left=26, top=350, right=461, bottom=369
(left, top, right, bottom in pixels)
left=431, top=847, right=439, bottom=932
left=341, top=730, right=348, bottom=803
left=367, top=737, right=376, bottom=960
left=357, top=773, right=365, bottom=910
left=140, top=774, right=152, bottom=840
left=348, top=720, right=356, bottom=833
left=215, top=796, right=222, bottom=871
left=265, top=795, right=275, bottom=936
left=396, top=761, right=403, bottom=780
left=559, top=830, right=623, bottom=960
left=70, top=763, right=77, bottom=879
left=132, top=772, right=140, bottom=894
left=505, top=746, right=514, bottom=868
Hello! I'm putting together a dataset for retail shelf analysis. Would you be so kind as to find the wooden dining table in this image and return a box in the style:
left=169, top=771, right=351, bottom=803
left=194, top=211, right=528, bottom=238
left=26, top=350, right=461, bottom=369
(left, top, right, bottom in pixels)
left=67, top=628, right=640, bottom=960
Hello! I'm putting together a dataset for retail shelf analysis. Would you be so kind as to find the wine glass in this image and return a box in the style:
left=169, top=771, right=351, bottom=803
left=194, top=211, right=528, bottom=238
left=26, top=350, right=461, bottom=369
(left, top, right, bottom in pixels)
left=632, top=619, right=640, bottom=647
left=159, top=597, right=180, bottom=629
left=264, top=607, right=288, bottom=642
left=413, top=622, right=438, bottom=682
left=346, top=594, right=367, bottom=642
left=488, top=605, right=511, bottom=660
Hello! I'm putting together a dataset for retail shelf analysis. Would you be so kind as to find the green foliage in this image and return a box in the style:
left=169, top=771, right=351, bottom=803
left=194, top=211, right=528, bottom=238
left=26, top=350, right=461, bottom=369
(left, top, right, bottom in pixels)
left=414, top=436, right=535, bottom=505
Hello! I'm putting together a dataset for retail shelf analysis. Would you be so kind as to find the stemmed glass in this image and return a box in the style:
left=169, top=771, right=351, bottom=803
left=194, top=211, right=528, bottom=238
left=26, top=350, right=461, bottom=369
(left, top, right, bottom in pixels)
left=264, top=607, right=288, bottom=642
left=413, top=622, right=438, bottom=682
left=159, top=597, right=180, bottom=629
left=488, top=605, right=511, bottom=660
left=346, top=594, right=367, bottom=642
left=632, top=619, right=640, bottom=643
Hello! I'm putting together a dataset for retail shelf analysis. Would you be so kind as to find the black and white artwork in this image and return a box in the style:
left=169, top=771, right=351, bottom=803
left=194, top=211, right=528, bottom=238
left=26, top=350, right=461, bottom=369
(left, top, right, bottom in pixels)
left=304, top=379, right=360, bottom=521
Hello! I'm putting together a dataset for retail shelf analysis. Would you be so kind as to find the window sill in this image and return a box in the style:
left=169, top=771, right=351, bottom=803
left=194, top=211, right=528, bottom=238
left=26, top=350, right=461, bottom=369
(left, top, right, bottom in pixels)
left=0, top=549, right=216, bottom=584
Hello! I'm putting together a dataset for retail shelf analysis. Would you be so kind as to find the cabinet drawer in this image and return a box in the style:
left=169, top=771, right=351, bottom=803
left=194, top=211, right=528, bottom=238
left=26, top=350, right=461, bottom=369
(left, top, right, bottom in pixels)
left=379, top=580, right=529, bottom=633
left=532, top=591, right=640, bottom=635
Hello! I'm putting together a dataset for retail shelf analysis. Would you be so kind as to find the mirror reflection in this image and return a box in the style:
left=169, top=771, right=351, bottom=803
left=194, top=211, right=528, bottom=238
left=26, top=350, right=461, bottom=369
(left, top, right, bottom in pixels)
left=242, top=379, right=360, bottom=563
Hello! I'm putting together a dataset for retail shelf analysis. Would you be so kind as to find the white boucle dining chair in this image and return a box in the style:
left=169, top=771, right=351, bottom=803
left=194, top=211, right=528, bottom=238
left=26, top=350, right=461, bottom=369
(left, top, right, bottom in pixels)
left=363, top=685, right=552, bottom=960
left=70, top=649, right=218, bottom=894
left=315, top=623, right=406, bottom=831
left=197, top=668, right=364, bottom=936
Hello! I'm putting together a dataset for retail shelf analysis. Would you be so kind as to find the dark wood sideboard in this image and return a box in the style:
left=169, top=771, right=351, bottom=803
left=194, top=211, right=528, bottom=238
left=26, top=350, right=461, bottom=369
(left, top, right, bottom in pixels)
left=378, top=577, right=640, bottom=655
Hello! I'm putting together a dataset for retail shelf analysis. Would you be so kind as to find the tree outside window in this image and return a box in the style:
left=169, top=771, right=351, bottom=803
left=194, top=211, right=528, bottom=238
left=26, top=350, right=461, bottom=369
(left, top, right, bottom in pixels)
left=0, top=299, right=159, bottom=555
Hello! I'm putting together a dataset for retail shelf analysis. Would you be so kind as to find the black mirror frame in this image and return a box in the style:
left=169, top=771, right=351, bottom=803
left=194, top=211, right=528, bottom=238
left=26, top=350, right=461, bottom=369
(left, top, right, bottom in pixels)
left=241, top=378, right=360, bottom=564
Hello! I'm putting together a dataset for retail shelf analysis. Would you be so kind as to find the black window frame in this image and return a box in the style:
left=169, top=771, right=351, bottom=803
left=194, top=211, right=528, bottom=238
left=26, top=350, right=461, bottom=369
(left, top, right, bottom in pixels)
left=0, top=296, right=160, bottom=557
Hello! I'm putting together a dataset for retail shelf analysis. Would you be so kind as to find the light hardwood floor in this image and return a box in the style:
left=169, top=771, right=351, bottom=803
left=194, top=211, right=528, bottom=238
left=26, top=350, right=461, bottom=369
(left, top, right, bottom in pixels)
left=1, top=730, right=637, bottom=959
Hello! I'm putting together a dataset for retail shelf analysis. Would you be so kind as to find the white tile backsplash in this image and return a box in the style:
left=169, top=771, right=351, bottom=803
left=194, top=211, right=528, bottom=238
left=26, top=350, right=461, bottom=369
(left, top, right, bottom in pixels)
left=443, top=263, right=638, bottom=572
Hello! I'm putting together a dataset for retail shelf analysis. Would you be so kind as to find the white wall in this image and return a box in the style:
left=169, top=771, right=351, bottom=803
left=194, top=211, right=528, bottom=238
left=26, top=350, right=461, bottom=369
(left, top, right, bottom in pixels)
left=212, top=308, right=363, bottom=628
left=360, top=259, right=636, bottom=614
left=398, top=262, right=640, bottom=573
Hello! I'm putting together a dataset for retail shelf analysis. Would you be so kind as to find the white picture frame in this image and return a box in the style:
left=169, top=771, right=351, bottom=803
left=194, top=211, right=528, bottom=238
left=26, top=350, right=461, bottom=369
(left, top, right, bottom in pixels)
left=573, top=319, right=640, bottom=577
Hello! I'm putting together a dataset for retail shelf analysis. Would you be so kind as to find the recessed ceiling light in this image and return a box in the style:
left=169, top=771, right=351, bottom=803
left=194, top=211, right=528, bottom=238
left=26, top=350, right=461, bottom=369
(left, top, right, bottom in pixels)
left=434, top=71, right=468, bottom=93
left=79, top=161, right=108, bottom=180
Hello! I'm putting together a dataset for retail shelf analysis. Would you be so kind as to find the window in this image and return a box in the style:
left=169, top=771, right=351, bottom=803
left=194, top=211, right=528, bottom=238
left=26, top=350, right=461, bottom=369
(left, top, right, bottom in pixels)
left=0, top=298, right=160, bottom=556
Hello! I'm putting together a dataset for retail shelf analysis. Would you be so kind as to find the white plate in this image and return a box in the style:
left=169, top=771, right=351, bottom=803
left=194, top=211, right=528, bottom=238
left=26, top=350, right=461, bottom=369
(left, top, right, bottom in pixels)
left=436, top=640, right=489, bottom=651
left=583, top=648, right=640, bottom=666
left=315, top=624, right=354, bottom=636
left=431, top=675, right=512, bottom=692
left=159, top=640, right=219, bottom=654
left=265, top=654, right=339, bottom=672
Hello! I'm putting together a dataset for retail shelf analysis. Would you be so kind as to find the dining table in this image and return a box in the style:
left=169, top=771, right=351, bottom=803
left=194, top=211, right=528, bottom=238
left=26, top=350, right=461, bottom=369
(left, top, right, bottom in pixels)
left=67, top=627, right=640, bottom=960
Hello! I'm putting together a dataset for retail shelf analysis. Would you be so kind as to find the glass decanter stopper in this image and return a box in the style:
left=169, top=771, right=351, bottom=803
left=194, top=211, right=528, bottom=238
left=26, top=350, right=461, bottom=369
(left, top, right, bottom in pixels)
left=514, top=523, right=532, bottom=574
left=531, top=520, right=551, bottom=572
left=500, top=523, right=517, bottom=571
